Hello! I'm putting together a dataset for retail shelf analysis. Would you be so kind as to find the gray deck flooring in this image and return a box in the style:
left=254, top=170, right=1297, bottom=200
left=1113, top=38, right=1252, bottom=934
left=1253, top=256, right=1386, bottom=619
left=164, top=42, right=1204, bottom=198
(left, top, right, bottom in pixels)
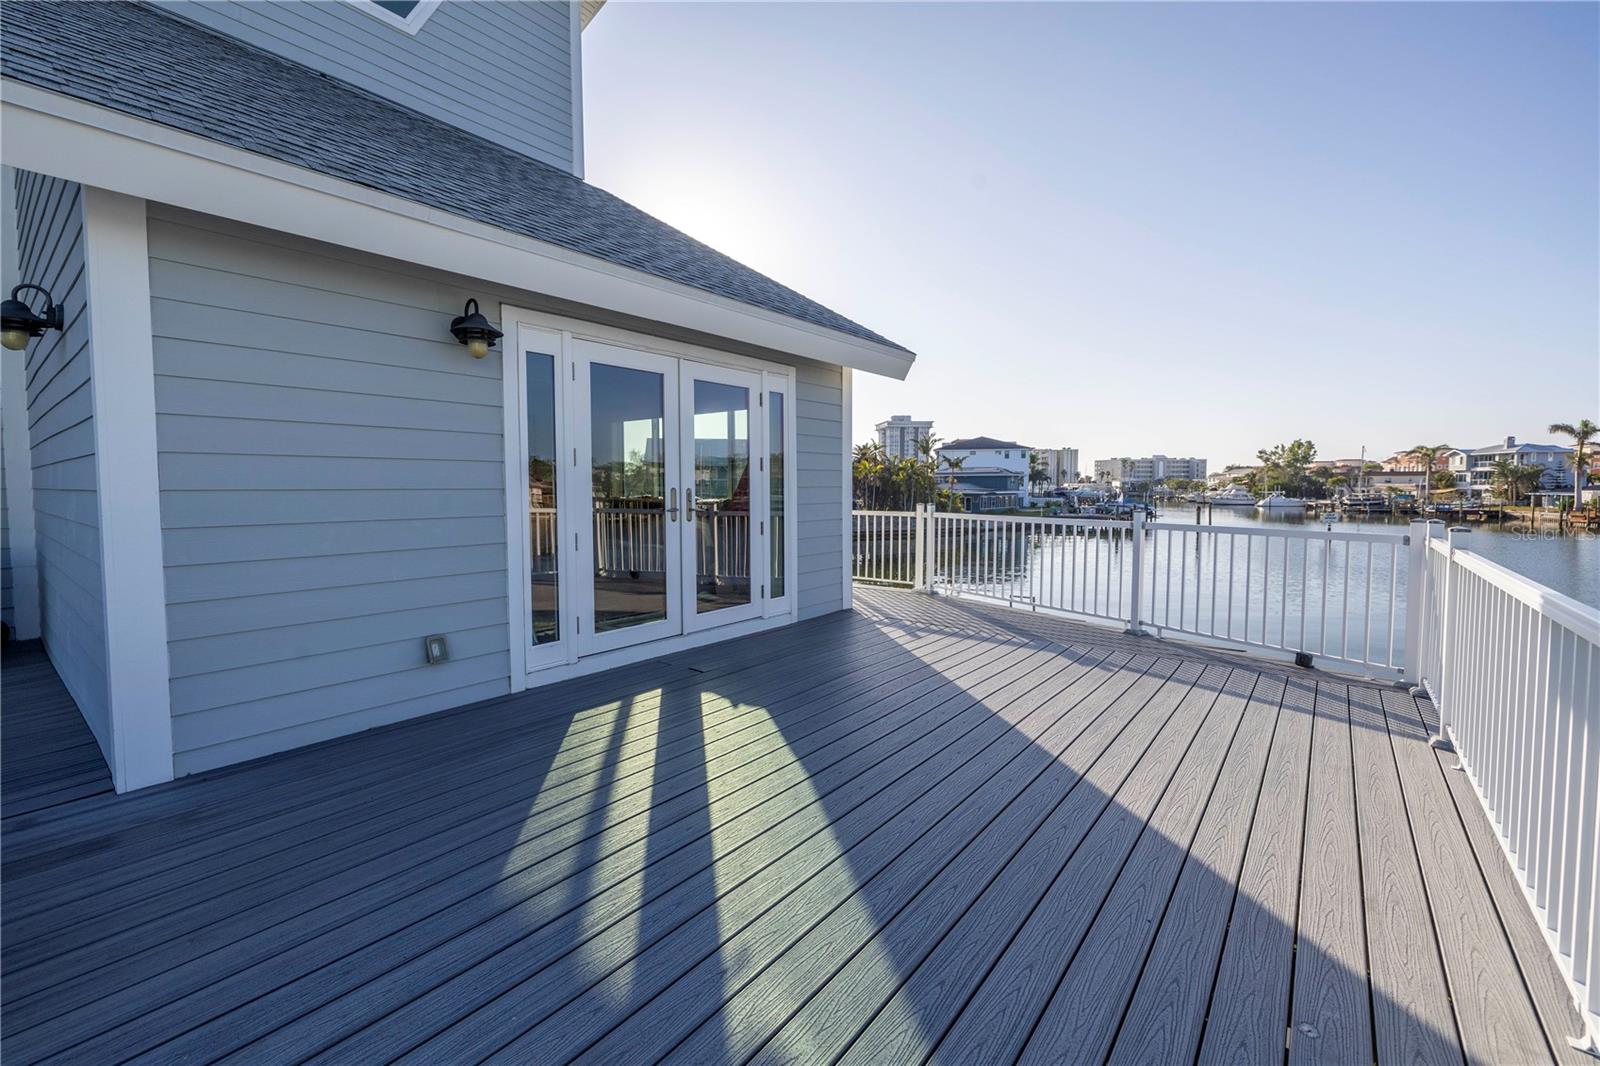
left=0, top=586, right=1589, bottom=1065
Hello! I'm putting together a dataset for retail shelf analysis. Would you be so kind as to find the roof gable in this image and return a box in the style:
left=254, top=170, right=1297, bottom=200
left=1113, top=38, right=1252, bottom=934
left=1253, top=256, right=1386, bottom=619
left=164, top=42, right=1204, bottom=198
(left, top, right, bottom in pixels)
left=0, top=1, right=909, bottom=356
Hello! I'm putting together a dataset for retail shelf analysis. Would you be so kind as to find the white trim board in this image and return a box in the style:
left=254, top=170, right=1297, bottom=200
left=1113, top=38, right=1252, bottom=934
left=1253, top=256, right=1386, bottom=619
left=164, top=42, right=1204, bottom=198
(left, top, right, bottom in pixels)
left=1, top=165, right=40, bottom=641
left=344, top=0, right=443, bottom=35
left=82, top=188, right=174, bottom=792
left=0, top=80, right=914, bottom=381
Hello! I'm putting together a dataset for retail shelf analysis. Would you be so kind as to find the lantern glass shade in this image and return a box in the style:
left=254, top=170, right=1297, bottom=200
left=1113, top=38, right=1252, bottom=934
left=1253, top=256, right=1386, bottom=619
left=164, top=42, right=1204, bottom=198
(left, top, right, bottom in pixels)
left=449, top=298, right=503, bottom=358
left=1, top=329, right=30, bottom=352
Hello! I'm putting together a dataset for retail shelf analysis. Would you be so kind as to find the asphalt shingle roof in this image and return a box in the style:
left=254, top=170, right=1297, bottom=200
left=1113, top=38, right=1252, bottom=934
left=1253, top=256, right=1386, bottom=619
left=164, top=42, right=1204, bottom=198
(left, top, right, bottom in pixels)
left=0, top=0, right=910, bottom=354
left=940, top=436, right=1030, bottom=451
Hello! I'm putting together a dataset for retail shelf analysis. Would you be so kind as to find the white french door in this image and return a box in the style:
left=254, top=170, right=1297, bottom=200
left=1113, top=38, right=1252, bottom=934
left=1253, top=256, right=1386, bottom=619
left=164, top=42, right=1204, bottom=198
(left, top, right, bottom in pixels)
left=504, top=311, right=793, bottom=676
left=574, top=339, right=682, bottom=657
left=680, top=363, right=764, bottom=632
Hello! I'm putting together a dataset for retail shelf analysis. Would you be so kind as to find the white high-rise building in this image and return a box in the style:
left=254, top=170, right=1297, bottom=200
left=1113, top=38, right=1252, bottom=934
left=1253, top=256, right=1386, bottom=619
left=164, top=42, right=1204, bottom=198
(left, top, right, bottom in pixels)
left=1093, top=455, right=1207, bottom=485
left=875, top=415, right=934, bottom=460
left=1038, top=447, right=1079, bottom=487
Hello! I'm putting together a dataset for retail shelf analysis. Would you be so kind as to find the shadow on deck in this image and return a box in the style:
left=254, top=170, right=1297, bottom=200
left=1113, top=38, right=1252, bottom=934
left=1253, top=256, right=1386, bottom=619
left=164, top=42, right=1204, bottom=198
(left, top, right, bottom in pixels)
left=0, top=587, right=1588, bottom=1064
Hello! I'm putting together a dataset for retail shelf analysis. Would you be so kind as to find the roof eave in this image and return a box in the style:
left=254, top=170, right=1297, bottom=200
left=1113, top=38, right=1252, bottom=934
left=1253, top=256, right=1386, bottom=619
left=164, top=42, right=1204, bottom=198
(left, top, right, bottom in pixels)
left=0, top=78, right=916, bottom=380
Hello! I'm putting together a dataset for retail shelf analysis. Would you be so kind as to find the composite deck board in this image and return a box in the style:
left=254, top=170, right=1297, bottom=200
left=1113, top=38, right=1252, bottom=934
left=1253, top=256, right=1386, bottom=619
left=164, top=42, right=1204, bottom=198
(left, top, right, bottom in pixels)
left=122, top=641, right=1081, bottom=1065
left=1019, top=668, right=1262, bottom=1064
left=1286, top=682, right=1374, bottom=1066
left=362, top=647, right=1117, bottom=1064
left=0, top=587, right=1565, bottom=1065
left=1382, top=687, right=1555, bottom=1064
left=2, top=627, right=1000, bottom=990
left=1348, top=683, right=1465, bottom=1066
left=908, top=661, right=1228, bottom=1064
left=1195, top=675, right=1307, bottom=1066
left=1103, top=673, right=1282, bottom=1066
left=15, top=640, right=1061, bottom=1062
left=611, top=654, right=1179, bottom=1066
left=777, top=657, right=1199, bottom=1066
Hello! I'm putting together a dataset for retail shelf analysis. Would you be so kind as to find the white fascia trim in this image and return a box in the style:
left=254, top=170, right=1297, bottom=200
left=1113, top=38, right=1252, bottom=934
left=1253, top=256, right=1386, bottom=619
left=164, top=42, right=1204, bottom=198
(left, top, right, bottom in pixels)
left=569, top=0, right=585, bottom=179
left=841, top=367, right=854, bottom=611
left=0, top=80, right=914, bottom=381
left=344, top=0, right=443, bottom=35
left=1, top=165, right=40, bottom=641
left=81, top=187, right=174, bottom=792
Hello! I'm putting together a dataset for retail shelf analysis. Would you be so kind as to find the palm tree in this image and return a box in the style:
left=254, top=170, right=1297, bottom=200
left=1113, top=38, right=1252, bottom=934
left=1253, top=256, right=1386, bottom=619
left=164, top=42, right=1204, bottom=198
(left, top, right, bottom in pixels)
left=1406, top=443, right=1450, bottom=500
left=1548, top=419, right=1596, bottom=508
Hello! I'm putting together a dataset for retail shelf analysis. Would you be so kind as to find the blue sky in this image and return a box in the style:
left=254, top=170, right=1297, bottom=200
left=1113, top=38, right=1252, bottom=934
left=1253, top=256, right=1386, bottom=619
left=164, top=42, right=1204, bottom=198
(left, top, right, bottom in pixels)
left=583, top=2, right=1598, bottom=468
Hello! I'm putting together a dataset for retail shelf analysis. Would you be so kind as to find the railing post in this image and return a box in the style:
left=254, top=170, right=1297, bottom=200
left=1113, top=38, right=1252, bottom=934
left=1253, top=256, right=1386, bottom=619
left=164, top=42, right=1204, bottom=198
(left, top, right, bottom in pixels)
left=1404, top=518, right=1428, bottom=687
left=1125, top=511, right=1145, bottom=635
left=1433, top=525, right=1470, bottom=752
left=913, top=504, right=929, bottom=590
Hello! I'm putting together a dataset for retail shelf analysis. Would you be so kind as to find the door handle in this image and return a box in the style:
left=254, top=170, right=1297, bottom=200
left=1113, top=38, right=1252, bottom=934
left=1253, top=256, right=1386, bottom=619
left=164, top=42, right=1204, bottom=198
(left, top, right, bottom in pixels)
left=686, top=489, right=696, bottom=514
left=668, top=487, right=678, bottom=521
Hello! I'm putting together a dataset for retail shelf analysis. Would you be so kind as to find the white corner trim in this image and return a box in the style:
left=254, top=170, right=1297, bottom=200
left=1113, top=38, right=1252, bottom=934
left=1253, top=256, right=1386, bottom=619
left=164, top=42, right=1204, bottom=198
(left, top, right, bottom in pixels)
left=841, top=366, right=853, bottom=611
left=82, top=187, right=174, bottom=792
left=1, top=350, right=38, bottom=641
left=344, top=0, right=442, bottom=35
left=569, top=0, right=586, bottom=179
left=1, top=165, right=40, bottom=640
left=0, top=80, right=915, bottom=381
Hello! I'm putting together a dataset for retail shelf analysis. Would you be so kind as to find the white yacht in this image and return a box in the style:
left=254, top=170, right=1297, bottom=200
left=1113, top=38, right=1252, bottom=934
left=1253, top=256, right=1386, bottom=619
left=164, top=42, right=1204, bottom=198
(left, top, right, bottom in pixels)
left=1257, top=491, right=1307, bottom=510
left=1208, top=485, right=1257, bottom=507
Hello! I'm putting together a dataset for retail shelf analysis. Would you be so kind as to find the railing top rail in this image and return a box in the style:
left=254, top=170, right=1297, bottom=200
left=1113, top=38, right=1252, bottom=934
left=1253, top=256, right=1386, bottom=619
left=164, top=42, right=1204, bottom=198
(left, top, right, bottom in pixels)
left=1146, top=521, right=1409, bottom=544
left=1427, top=538, right=1600, bottom=642
left=852, top=509, right=921, bottom=518
left=935, top=511, right=1133, bottom=527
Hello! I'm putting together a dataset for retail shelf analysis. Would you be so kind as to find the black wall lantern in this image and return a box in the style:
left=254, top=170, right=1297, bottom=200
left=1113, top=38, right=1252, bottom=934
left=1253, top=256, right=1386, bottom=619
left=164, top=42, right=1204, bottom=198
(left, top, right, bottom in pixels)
left=449, top=299, right=502, bottom=359
left=1, top=284, right=64, bottom=352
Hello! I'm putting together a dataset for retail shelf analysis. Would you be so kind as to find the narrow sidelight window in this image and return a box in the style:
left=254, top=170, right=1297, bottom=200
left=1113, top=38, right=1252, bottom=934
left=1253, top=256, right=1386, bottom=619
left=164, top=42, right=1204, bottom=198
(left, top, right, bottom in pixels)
left=526, top=351, right=560, bottom=643
left=769, top=390, right=785, bottom=598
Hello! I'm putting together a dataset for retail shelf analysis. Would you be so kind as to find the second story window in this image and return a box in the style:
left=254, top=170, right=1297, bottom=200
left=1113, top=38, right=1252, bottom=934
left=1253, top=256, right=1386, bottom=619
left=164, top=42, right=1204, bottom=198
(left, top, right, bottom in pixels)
left=348, top=0, right=441, bottom=33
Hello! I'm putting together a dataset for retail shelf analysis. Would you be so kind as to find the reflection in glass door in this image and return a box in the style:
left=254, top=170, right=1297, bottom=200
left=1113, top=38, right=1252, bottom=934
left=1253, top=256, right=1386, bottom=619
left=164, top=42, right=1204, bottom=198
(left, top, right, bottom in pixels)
left=682, top=366, right=762, bottom=630
left=690, top=380, right=752, bottom=613
left=526, top=351, right=560, bottom=645
left=589, top=360, right=672, bottom=637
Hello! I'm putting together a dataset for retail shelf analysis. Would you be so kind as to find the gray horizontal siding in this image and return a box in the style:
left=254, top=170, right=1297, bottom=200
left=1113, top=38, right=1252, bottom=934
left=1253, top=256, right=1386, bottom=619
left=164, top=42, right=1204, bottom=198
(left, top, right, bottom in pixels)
left=149, top=204, right=849, bottom=773
left=13, top=171, right=110, bottom=752
left=794, top=363, right=845, bottom=619
left=160, top=0, right=577, bottom=173
left=147, top=206, right=512, bottom=775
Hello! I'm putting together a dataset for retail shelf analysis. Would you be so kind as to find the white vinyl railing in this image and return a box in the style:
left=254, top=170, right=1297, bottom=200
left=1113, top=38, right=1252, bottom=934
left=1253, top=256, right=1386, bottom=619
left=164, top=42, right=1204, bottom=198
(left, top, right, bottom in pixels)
left=855, top=507, right=1408, bottom=675
left=1142, top=520, right=1408, bottom=674
left=1411, top=523, right=1600, bottom=1049
left=851, top=510, right=923, bottom=587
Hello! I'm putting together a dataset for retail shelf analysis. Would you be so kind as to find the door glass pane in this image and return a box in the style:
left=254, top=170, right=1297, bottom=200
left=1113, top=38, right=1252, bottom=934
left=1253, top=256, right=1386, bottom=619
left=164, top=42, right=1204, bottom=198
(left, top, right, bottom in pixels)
left=591, top=363, right=668, bottom=632
left=769, top=390, right=785, bottom=598
left=692, top=380, right=751, bottom=613
left=527, top=351, right=560, bottom=644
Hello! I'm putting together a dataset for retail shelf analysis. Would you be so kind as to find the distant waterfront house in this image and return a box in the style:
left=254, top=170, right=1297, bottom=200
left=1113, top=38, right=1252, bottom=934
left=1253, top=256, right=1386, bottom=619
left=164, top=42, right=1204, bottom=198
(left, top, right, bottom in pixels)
left=0, top=0, right=912, bottom=790
left=874, top=414, right=934, bottom=460
left=1444, top=436, right=1575, bottom=498
left=936, top=436, right=1031, bottom=511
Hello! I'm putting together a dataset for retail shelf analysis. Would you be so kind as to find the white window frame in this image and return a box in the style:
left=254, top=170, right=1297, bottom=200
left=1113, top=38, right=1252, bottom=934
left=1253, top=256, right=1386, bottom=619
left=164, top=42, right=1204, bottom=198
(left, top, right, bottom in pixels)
left=762, top=370, right=797, bottom=619
left=504, top=322, right=575, bottom=678
left=344, top=0, right=443, bottom=34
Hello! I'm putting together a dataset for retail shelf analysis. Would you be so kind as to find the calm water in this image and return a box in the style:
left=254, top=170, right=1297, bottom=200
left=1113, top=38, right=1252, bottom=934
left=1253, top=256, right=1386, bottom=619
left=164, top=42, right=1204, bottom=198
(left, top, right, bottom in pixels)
left=1163, top=504, right=1600, bottom=608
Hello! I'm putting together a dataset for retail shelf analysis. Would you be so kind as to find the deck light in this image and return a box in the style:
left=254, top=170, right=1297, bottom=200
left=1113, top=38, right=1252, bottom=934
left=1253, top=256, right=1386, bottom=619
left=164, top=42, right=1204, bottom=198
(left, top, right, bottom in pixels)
left=1, top=285, right=64, bottom=351
left=449, top=298, right=502, bottom=359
